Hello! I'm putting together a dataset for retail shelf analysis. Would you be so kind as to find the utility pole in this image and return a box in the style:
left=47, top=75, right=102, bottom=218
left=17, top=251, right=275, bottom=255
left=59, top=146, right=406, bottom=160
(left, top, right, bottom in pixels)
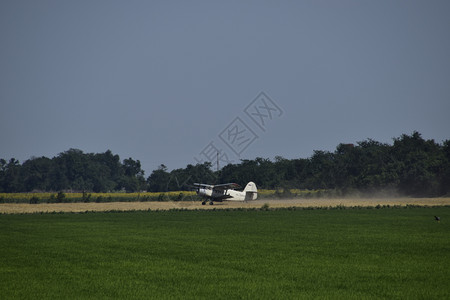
left=217, top=151, right=219, bottom=172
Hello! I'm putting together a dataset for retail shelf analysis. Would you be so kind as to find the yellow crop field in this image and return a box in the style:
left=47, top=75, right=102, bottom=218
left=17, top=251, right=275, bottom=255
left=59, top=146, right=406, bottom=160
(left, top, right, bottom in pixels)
left=0, top=191, right=198, bottom=203
left=0, top=189, right=328, bottom=204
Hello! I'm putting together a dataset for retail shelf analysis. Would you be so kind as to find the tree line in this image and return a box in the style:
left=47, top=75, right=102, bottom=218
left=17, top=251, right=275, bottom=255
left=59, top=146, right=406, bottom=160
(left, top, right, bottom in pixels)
left=0, top=149, right=146, bottom=193
left=1, top=132, right=449, bottom=196
left=149, top=132, right=449, bottom=197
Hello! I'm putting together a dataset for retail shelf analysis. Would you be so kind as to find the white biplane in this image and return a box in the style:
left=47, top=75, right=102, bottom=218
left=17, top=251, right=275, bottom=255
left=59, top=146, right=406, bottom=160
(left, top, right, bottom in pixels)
left=193, top=182, right=257, bottom=205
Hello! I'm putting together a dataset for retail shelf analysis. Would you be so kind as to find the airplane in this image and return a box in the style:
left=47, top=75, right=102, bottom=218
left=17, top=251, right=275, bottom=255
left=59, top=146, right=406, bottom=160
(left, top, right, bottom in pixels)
left=193, top=182, right=258, bottom=205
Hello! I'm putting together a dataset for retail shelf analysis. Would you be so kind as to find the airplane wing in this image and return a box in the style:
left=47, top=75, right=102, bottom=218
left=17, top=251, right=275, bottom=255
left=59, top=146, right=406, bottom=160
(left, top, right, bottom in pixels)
left=193, top=183, right=214, bottom=188
left=211, top=183, right=241, bottom=191
left=193, top=183, right=240, bottom=190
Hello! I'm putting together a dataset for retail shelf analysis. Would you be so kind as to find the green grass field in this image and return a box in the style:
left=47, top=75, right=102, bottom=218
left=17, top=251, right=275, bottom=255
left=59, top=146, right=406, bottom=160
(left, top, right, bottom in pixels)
left=1, top=207, right=449, bottom=299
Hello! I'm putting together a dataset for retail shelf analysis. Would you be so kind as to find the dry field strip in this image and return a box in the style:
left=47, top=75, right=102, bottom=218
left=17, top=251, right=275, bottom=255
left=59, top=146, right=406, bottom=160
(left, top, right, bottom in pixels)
left=1, top=197, right=450, bottom=214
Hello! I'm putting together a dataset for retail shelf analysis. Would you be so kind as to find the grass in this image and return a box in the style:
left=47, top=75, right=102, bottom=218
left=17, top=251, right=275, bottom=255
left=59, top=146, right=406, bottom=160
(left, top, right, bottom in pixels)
left=1, top=207, right=449, bottom=299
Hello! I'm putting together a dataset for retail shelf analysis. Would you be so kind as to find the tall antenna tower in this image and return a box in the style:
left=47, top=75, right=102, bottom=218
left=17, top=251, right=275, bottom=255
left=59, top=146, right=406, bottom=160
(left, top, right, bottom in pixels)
left=216, top=151, right=219, bottom=172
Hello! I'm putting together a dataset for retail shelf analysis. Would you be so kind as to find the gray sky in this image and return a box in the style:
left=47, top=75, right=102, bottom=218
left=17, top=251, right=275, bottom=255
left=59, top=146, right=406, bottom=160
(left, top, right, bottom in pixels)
left=1, top=0, right=449, bottom=176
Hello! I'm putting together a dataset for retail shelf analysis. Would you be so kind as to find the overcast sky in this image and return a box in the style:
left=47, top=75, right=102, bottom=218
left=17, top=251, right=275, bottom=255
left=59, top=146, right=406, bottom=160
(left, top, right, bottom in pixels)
left=1, top=0, right=449, bottom=176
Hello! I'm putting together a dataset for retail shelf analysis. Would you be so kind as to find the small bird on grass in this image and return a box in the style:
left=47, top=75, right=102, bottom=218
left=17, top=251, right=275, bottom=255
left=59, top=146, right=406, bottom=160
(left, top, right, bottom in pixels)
left=434, top=216, right=440, bottom=223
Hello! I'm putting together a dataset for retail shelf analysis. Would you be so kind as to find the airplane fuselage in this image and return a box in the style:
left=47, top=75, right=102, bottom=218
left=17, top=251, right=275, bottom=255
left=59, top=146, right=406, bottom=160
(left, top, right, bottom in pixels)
left=195, top=182, right=257, bottom=203
left=197, top=187, right=248, bottom=201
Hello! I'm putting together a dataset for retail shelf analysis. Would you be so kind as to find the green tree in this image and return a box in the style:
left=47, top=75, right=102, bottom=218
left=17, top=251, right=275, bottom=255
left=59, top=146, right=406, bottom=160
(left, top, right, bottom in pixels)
left=121, top=158, right=145, bottom=192
left=441, top=140, right=450, bottom=195
left=0, top=158, right=7, bottom=192
left=305, top=150, right=335, bottom=189
left=21, top=156, right=53, bottom=191
left=147, top=164, right=170, bottom=192
left=392, top=132, right=444, bottom=196
left=2, top=158, right=23, bottom=192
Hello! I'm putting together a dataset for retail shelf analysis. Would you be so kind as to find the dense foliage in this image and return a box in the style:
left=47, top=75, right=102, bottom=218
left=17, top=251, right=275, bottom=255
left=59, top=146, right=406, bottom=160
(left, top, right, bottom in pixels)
left=150, top=131, right=450, bottom=197
left=0, top=149, right=145, bottom=193
left=1, top=132, right=449, bottom=196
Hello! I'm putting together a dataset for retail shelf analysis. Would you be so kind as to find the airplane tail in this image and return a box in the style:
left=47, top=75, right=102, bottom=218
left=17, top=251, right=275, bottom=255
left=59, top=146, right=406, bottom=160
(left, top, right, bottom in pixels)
left=244, top=182, right=257, bottom=200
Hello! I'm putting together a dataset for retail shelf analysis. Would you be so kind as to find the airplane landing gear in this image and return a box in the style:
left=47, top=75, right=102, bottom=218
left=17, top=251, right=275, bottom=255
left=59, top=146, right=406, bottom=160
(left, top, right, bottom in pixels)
left=209, top=201, right=214, bottom=205
left=202, top=201, right=206, bottom=205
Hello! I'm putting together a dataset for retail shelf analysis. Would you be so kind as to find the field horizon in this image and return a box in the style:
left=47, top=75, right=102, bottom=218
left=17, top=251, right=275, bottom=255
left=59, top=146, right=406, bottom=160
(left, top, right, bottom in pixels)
left=1, top=207, right=449, bottom=299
